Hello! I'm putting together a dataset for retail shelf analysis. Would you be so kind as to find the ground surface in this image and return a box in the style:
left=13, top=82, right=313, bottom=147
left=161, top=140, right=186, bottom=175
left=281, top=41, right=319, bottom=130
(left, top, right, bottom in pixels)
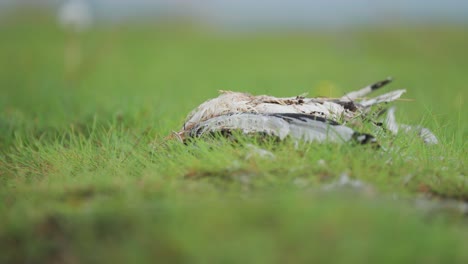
left=0, top=16, right=467, bottom=263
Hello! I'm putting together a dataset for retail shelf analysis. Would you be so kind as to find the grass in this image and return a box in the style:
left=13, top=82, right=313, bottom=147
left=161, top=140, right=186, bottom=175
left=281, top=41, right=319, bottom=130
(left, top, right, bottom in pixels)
left=0, top=15, right=467, bottom=263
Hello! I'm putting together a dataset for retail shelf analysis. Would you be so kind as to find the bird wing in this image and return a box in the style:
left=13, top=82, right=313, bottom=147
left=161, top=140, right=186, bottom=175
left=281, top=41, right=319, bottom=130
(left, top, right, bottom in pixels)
left=187, top=113, right=376, bottom=145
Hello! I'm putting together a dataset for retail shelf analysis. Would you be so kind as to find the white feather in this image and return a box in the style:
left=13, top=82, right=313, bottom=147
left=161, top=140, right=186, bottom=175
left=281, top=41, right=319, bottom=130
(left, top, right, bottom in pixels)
left=384, top=107, right=438, bottom=145
left=359, top=89, right=406, bottom=107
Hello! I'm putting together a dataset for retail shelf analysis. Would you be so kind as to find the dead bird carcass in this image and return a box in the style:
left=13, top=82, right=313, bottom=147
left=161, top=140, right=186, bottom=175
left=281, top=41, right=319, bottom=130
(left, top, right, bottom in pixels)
left=176, top=78, right=437, bottom=145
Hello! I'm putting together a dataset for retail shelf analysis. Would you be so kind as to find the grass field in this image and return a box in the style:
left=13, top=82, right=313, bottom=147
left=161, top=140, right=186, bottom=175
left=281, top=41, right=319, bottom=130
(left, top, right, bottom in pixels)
left=0, top=15, right=467, bottom=263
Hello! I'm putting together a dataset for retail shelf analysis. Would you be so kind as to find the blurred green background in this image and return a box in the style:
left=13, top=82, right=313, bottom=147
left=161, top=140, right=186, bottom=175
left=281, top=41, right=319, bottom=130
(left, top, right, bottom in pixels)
left=0, top=1, right=467, bottom=263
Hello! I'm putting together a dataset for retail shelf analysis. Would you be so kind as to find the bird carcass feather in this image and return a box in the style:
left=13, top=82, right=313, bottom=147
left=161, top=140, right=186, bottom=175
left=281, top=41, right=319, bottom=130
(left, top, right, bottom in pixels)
left=178, top=77, right=437, bottom=145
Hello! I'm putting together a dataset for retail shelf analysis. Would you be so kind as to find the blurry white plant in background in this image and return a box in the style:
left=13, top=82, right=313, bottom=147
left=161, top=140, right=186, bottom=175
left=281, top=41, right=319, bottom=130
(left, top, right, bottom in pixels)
left=58, top=0, right=93, bottom=32
left=58, top=0, right=93, bottom=83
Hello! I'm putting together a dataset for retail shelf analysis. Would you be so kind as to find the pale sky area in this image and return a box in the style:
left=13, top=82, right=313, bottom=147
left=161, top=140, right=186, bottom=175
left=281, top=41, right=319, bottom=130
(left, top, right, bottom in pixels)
left=1, top=0, right=468, bottom=28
